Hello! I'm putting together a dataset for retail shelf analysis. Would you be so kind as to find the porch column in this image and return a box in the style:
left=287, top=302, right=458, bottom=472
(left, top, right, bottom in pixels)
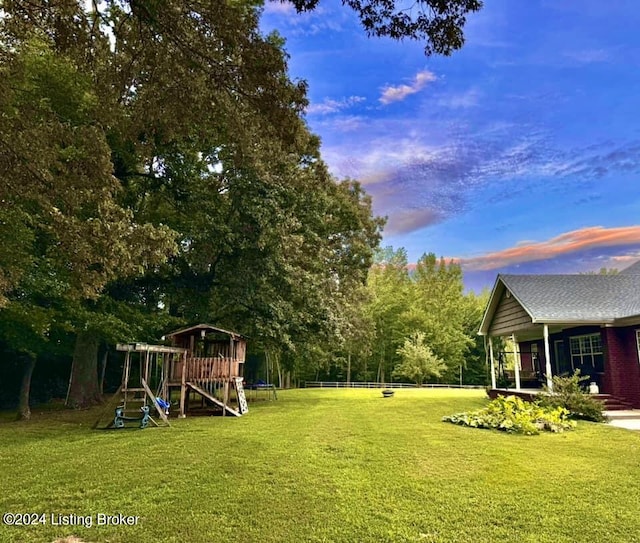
left=488, top=336, right=497, bottom=389
left=512, top=333, right=521, bottom=390
left=543, top=324, right=553, bottom=392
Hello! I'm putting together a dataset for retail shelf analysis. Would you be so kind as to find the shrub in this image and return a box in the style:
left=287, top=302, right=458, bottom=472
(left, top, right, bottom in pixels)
left=536, top=370, right=607, bottom=422
left=443, top=395, right=576, bottom=435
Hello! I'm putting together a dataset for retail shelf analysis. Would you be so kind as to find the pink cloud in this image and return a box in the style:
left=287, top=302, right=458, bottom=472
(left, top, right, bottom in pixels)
left=454, top=225, right=640, bottom=270
left=379, top=70, right=437, bottom=105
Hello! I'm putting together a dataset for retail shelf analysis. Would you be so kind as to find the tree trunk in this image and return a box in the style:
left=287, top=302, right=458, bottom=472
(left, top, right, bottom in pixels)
left=346, top=351, right=352, bottom=384
left=17, top=354, right=36, bottom=421
left=66, top=331, right=102, bottom=408
left=265, top=350, right=270, bottom=385
left=275, top=353, right=283, bottom=389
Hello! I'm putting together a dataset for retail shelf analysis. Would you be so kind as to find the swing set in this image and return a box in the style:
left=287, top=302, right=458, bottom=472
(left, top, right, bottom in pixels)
left=99, top=343, right=185, bottom=429
left=95, top=324, right=249, bottom=429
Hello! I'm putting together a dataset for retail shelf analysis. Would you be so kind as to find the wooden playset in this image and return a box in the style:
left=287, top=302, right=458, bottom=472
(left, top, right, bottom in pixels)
left=110, top=324, right=248, bottom=428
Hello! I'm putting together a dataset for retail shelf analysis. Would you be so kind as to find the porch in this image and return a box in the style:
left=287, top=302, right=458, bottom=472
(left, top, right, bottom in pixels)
left=479, top=274, right=640, bottom=409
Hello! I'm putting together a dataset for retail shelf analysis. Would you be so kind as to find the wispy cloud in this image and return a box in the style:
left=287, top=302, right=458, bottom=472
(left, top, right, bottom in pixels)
left=553, top=142, right=640, bottom=179
left=307, top=96, right=365, bottom=115
left=261, top=2, right=351, bottom=36
left=609, top=252, right=640, bottom=266
left=322, top=103, right=640, bottom=234
left=563, top=48, right=610, bottom=64
left=380, top=70, right=437, bottom=105
left=457, top=226, right=640, bottom=271
left=262, top=1, right=296, bottom=16
left=385, top=208, right=443, bottom=235
left=327, top=115, right=366, bottom=132
left=437, top=88, right=481, bottom=109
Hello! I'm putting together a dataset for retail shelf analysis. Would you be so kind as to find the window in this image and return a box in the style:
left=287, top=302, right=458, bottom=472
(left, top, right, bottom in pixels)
left=569, top=334, right=604, bottom=372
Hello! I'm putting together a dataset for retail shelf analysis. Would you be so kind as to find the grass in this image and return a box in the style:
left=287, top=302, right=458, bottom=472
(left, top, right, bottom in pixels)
left=1, top=388, right=640, bottom=543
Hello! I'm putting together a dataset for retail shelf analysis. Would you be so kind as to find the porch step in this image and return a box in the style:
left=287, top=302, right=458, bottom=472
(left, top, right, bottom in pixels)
left=488, top=389, right=635, bottom=410
left=591, top=394, right=634, bottom=411
left=604, top=409, right=640, bottom=420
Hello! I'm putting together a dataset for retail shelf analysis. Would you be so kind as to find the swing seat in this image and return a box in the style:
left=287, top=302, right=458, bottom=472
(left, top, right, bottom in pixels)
left=155, top=397, right=170, bottom=414
left=114, top=406, right=150, bottom=429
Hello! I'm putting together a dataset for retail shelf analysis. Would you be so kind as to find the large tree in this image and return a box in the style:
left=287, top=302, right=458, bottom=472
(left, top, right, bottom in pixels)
left=366, top=247, right=412, bottom=382
left=1, top=0, right=385, bottom=408
left=362, top=249, right=483, bottom=385
left=1, top=0, right=475, bottom=407
left=408, top=253, right=472, bottom=381
left=0, top=35, right=177, bottom=411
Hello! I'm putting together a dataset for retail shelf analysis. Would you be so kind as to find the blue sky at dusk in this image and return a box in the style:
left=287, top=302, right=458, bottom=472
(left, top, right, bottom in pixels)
left=261, top=1, right=640, bottom=291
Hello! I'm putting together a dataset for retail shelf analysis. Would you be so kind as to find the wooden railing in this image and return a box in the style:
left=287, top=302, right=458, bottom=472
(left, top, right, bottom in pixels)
left=186, top=357, right=241, bottom=381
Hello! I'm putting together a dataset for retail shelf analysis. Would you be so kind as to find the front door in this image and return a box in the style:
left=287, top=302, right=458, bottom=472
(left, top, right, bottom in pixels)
left=554, top=340, right=571, bottom=375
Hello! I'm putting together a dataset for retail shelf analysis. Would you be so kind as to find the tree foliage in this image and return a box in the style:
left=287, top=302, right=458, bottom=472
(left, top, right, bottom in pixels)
left=0, top=0, right=485, bottom=406
left=0, top=39, right=177, bottom=306
left=393, top=331, right=446, bottom=385
left=283, top=0, right=483, bottom=56
left=0, top=0, right=384, bottom=408
left=353, top=248, right=488, bottom=386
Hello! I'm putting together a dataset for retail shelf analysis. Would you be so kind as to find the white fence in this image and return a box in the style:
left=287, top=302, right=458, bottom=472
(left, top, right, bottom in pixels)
left=303, top=381, right=485, bottom=389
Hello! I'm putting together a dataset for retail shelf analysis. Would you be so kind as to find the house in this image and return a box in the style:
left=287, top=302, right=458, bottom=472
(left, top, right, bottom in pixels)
left=478, top=261, right=640, bottom=408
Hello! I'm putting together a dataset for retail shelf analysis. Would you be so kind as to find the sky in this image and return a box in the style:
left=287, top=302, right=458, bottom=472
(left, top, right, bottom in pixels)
left=261, top=0, right=640, bottom=291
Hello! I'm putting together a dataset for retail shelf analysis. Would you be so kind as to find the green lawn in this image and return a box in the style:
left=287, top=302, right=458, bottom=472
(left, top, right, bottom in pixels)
left=1, top=389, right=640, bottom=543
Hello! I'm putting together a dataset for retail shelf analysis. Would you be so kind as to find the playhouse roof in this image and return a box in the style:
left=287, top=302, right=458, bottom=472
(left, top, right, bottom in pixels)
left=165, top=323, right=247, bottom=340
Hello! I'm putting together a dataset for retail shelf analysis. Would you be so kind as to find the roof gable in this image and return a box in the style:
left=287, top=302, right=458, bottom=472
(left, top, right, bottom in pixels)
left=166, top=324, right=246, bottom=340
left=479, top=273, right=640, bottom=335
left=620, top=260, right=640, bottom=275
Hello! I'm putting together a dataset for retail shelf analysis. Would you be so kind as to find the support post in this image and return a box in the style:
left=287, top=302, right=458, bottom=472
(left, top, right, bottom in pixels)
left=122, top=352, right=131, bottom=411
left=488, top=337, right=497, bottom=389
left=543, top=324, right=553, bottom=392
left=141, top=377, right=170, bottom=426
left=179, top=351, right=187, bottom=418
left=223, top=381, right=229, bottom=417
left=122, top=351, right=131, bottom=390
left=512, top=333, right=521, bottom=391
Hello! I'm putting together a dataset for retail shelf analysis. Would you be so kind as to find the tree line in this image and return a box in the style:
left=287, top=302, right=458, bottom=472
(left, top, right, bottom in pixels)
left=0, top=0, right=484, bottom=419
left=289, top=247, right=489, bottom=387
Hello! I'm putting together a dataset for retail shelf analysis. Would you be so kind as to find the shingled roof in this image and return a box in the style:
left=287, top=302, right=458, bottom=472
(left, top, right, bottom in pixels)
left=479, top=260, right=640, bottom=335
left=501, top=274, right=640, bottom=321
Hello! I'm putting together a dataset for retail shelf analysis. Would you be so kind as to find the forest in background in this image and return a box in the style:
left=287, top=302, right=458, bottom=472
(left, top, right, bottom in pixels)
left=0, top=0, right=486, bottom=418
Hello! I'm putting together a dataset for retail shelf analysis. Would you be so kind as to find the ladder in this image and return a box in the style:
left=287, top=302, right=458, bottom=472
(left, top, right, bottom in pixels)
left=235, top=378, right=248, bottom=415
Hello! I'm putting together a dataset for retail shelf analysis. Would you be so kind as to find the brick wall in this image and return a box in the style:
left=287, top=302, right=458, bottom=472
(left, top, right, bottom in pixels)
left=601, top=327, right=640, bottom=408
